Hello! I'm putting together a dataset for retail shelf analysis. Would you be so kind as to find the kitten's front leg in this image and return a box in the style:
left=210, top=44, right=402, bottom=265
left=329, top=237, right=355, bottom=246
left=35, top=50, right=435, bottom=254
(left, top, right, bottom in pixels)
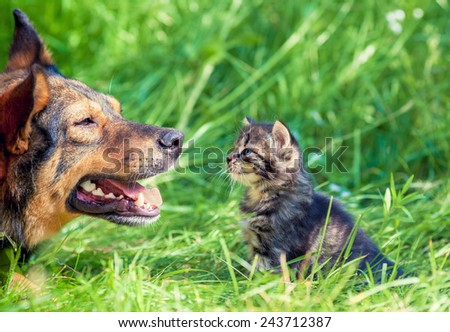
left=240, top=216, right=275, bottom=270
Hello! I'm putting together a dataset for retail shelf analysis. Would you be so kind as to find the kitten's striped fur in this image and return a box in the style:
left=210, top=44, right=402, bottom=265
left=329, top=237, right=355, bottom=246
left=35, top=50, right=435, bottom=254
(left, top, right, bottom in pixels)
left=227, top=118, right=401, bottom=279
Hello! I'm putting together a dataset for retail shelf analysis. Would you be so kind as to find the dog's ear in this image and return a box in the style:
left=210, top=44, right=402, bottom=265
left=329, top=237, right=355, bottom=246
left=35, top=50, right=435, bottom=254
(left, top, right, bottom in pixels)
left=0, top=155, right=6, bottom=181
left=6, top=9, right=53, bottom=72
left=0, top=67, right=49, bottom=156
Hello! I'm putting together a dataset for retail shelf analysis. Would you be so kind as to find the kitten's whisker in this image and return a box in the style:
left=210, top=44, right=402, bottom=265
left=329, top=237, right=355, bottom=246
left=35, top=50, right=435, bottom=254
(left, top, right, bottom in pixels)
left=230, top=177, right=236, bottom=194
left=220, top=166, right=234, bottom=194
left=229, top=174, right=239, bottom=194
left=211, top=167, right=229, bottom=186
left=226, top=175, right=235, bottom=194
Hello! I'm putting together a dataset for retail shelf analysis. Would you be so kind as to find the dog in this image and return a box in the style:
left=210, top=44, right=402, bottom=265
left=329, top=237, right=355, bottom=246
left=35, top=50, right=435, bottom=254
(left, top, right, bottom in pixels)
left=0, top=10, right=183, bottom=288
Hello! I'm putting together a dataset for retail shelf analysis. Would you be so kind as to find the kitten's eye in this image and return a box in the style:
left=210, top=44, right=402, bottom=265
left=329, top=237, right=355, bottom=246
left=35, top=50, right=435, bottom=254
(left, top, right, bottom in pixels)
left=74, top=117, right=96, bottom=127
left=241, top=148, right=253, bottom=157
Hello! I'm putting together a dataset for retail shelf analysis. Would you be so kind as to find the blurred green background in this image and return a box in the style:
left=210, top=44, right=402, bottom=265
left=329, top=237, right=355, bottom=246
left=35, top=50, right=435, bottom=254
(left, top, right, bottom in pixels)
left=0, top=0, right=449, bottom=311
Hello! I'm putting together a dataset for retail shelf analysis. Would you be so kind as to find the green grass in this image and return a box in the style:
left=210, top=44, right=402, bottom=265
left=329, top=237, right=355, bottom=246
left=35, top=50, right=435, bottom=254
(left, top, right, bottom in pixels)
left=0, top=0, right=449, bottom=311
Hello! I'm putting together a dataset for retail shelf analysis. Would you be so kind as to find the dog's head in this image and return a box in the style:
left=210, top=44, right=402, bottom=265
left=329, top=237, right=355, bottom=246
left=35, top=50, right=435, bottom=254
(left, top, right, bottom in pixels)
left=0, top=10, right=183, bottom=247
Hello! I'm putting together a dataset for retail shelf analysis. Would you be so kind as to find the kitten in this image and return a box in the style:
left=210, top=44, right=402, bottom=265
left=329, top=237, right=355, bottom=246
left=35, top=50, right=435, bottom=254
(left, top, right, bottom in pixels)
left=226, top=117, right=401, bottom=280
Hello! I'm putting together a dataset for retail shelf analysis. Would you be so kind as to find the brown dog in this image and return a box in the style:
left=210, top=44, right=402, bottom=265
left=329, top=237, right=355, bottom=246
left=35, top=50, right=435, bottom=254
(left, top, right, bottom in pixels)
left=0, top=10, right=183, bottom=256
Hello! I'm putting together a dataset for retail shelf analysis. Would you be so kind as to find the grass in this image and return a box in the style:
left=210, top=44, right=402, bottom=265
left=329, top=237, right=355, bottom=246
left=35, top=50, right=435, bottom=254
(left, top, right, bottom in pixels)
left=0, top=0, right=449, bottom=311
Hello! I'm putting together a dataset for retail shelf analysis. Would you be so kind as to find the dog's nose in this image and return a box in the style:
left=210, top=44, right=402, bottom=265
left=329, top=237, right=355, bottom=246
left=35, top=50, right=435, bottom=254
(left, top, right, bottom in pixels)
left=158, top=130, right=184, bottom=150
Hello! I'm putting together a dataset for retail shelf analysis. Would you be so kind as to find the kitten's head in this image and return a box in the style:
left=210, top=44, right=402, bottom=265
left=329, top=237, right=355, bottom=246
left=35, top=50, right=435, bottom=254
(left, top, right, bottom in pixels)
left=226, top=117, right=302, bottom=188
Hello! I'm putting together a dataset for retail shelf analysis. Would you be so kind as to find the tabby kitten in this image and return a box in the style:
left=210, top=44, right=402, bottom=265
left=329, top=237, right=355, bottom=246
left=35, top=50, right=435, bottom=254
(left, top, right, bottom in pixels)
left=226, top=117, right=401, bottom=279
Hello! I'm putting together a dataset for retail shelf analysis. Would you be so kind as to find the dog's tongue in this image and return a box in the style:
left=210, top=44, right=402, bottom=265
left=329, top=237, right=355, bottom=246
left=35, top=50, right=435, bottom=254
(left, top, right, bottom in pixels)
left=97, top=179, right=162, bottom=207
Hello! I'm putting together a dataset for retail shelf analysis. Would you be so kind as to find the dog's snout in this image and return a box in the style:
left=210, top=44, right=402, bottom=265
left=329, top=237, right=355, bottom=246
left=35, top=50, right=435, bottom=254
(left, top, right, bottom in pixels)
left=158, top=130, right=184, bottom=150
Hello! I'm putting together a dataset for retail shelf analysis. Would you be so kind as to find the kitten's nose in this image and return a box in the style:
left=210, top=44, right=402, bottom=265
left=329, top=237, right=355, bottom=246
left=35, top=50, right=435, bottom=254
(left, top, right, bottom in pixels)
left=226, top=153, right=239, bottom=163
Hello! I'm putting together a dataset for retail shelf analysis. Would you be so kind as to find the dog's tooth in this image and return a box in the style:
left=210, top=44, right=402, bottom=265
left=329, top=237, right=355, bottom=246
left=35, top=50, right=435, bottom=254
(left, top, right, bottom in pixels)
left=143, top=202, right=150, bottom=210
left=105, top=193, right=116, bottom=199
left=136, top=192, right=145, bottom=207
left=92, top=188, right=105, bottom=196
left=117, top=195, right=124, bottom=200
left=80, top=180, right=96, bottom=192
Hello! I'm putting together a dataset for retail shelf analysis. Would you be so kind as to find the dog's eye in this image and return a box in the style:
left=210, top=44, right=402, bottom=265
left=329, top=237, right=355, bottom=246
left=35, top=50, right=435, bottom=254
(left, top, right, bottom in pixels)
left=241, top=148, right=253, bottom=157
left=74, top=118, right=96, bottom=127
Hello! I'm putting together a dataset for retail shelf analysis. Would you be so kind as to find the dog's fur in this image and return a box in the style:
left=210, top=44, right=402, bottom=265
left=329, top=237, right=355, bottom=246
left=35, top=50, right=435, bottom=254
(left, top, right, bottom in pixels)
left=0, top=10, right=183, bottom=253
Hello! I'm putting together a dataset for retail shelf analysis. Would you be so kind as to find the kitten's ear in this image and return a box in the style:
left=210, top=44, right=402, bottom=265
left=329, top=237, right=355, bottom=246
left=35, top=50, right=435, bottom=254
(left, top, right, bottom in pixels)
left=272, top=120, right=291, bottom=148
left=243, top=116, right=255, bottom=126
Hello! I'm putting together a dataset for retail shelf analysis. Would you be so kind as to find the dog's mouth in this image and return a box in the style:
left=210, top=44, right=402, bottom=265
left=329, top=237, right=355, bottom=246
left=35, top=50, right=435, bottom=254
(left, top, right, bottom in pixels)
left=68, top=178, right=162, bottom=225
